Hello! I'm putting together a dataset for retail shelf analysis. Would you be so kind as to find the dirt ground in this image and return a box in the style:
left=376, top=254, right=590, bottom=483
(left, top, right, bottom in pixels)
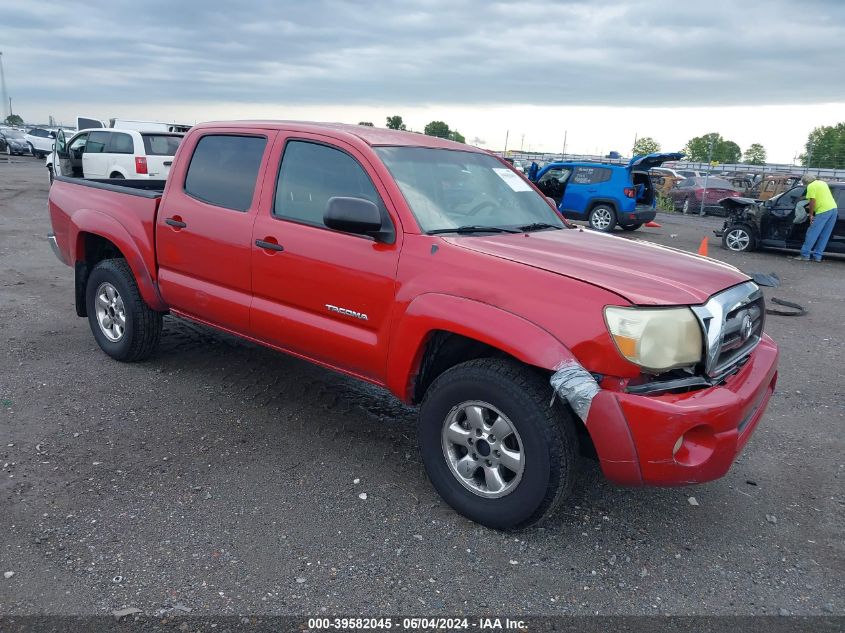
left=1, top=157, right=842, bottom=616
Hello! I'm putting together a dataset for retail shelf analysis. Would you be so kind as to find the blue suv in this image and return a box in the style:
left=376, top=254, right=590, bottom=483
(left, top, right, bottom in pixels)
left=529, top=152, right=684, bottom=232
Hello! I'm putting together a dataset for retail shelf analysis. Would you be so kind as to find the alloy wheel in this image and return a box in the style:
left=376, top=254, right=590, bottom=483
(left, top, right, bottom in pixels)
left=441, top=400, right=524, bottom=498
left=725, top=228, right=751, bottom=251
left=94, top=282, right=127, bottom=342
left=591, top=207, right=613, bottom=231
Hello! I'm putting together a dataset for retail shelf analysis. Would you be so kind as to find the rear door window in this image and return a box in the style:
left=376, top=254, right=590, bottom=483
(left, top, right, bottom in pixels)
left=184, top=134, right=267, bottom=212
left=86, top=131, right=110, bottom=153
left=142, top=134, right=182, bottom=156
left=106, top=132, right=134, bottom=154
left=571, top=166, right=612, bottom=184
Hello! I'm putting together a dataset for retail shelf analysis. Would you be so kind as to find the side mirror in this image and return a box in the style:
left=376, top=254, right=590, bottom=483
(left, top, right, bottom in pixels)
left=324, top=197, right=393, bottom=242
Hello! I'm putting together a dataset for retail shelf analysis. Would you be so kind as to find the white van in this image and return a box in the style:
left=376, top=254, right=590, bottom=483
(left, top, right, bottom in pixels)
left=49, top=128, right=182, bottom=183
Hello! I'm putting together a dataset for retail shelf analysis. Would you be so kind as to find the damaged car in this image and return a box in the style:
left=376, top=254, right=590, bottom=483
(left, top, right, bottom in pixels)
left=716, top=183, right=845, bottom=254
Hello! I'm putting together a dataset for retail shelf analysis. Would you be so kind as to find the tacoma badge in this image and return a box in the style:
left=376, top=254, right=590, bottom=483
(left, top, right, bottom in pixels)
left=325, top=304, right=368, bottom=321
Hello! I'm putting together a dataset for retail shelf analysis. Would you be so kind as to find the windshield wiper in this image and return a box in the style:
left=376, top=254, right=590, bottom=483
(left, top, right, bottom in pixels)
left=427, top=225, right=522, bottom=235
left=517, top=222, right=563, bottom=232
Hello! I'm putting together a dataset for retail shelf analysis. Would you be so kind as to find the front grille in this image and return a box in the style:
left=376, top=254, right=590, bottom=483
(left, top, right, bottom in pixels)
left=692, top=281, right=764, bottom=379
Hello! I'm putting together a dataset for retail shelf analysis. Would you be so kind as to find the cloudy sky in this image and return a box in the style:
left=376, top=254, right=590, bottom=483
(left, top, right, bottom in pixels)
left=2, top=0, right=844, bottom=162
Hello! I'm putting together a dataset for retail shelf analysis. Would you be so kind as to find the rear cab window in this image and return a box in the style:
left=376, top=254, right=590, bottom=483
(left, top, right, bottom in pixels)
left=183, top=134, right=267, bottom=211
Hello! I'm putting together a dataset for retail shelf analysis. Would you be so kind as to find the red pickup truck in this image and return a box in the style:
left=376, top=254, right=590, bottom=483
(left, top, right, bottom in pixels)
left=48, top=121, right=778, bottom=529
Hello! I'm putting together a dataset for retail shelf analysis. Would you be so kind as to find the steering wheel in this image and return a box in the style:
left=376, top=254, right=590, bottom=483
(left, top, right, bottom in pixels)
left=466, top=200, right=498, bottom=216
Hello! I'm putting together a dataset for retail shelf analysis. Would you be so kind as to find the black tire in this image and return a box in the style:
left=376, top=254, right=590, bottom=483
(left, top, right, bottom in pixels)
left=621, top=223, right=643, bottom=231
left=721, top=224, right=757, bottom=252
left=85, top=258, right=162, bottom=361
left=109, top=172, right=125, bottom=179
left=419, top=358, right=578, bottom=529
left=587, top=204, right=617, bottom=232
left=47, top=165, right=54, bottom=185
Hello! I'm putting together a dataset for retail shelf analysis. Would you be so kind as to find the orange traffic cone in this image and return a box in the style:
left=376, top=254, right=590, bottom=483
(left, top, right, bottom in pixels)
left=645, top=221, right=662, bottom=228
left=697, top=237, right=708, bottom=257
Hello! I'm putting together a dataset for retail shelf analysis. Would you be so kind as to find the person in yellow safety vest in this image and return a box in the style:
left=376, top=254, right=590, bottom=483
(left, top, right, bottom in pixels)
left=793, top=174, right=838, bottom=262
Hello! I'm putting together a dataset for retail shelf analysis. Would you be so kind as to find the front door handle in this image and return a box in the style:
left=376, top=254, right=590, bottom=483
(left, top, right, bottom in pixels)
left=165, top=217, right=187, bottom=228
left=255, top=239, right=284, bottom=252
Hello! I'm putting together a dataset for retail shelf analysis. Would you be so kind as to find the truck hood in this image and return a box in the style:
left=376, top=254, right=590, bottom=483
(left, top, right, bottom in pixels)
left=444, top=229, right=749, bottom=306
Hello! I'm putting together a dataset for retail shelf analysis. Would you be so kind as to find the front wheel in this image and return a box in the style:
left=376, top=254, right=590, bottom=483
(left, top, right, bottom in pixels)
left=588, top=205, right=617, bottom=232
left=85, top=259, right=163, bottom=361
left=621, top=223, right=643, bottom=231
left=722, top=224, right=757, bottom=252
left=47, top=165, right=54, bottom=184
left=419, top=359, right=578, bottom=529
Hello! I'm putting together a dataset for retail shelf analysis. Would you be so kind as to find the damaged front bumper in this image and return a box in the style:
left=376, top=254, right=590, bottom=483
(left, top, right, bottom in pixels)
left=552, top=335, right=778, bottom=486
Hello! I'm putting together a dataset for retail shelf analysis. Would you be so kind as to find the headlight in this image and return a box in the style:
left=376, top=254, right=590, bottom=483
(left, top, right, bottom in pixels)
left=604, top=306, right=703, bottom=373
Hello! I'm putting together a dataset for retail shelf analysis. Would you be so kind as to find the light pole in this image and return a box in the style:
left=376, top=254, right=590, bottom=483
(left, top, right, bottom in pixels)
left=699, top=137, right=715, bottom=217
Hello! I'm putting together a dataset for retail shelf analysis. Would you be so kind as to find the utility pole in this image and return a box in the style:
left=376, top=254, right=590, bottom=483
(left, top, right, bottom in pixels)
left=503, top=129, right=509, bottom=154
left=632, top=132, right=638, bottom=155
left=520, top=134, right=525, bottom=152
left=0, top=51, right=9, bottom=121
left=562, top=130, right=567, bottom=158
left=699, top=137, right=715, bottom=216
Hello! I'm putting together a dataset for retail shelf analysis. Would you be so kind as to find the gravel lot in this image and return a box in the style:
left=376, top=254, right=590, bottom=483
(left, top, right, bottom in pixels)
left=1, top=158, right=842, bottom=616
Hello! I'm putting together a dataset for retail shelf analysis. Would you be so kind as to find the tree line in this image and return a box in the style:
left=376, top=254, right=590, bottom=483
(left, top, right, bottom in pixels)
left=356, top=115, right=465, bottom=143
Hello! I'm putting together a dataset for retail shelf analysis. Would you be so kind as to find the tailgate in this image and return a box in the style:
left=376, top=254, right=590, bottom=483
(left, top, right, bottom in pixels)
left=146, top=156, right=173, bottom=178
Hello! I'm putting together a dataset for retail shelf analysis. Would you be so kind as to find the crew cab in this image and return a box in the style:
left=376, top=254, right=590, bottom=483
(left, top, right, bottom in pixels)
left=47, top=122, right=778, bottom=529
left=529, top=152, right=684, bottom=232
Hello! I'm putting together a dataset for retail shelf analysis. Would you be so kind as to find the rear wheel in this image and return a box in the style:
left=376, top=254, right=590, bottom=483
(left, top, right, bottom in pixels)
left=47, top=165, right=54, bottom=185
left=621, top=223, right=643, bottom=231
left=722, top=224, right=757, bottom=252
left=419, top=359, right=578, bottom=529
left=85, top=259, right=162, bottom=361
left=109, top=172, right=125, bottom=179
left=588, top=205, right=617, bottom=232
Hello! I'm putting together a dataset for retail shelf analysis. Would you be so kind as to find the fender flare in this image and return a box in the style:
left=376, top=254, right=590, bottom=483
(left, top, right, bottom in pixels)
left=71, top=208, right=166, bottom=311
left=386, top=293, right=577, bottom=402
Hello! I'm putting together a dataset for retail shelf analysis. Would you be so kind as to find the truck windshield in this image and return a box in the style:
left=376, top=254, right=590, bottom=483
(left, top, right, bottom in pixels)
left=375, top=147, right=563, bottom=233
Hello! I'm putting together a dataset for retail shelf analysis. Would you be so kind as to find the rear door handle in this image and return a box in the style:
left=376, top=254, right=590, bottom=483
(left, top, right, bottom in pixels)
left=165, top=217, right=187, bottom=228
left=255, top=239, right=284, bottom=252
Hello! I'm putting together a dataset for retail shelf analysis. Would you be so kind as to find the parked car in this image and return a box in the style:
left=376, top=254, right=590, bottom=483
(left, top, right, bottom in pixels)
left=676, top=169, right=701, bottom=178
left=666, top=177, right=742, bottom=215
left=25, top=127, right=64, bottom=158
left=649, top=166, right=684, bottom=179
left=748, top=173, right=803, bottom=201
left=46, top=123, right=778, bottom=529
left=0, top=128, right=32, bottom=156
left=48, top=128, right=183, bottom=183
left=716, top=183, right=845, bottom=254
left=648, top=170, right=683, bottom=196
left=530, top=152, right=684, bottom=231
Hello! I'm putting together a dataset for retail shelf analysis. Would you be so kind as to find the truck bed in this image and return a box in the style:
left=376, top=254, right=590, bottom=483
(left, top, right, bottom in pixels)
left=54, top=175, right=167, bottom=197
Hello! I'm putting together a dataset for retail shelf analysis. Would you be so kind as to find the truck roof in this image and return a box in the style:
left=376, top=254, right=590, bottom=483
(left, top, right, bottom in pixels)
left=192, top=120, right=481, bottom=151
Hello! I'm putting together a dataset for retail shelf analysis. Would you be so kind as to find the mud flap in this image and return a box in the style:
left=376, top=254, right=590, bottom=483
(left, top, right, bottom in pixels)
left=549, top=360, right=601, bottom=424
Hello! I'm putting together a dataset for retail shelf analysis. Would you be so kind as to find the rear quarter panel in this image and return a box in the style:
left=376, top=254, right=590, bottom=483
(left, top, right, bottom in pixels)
left=48, top=179, right=165, bottom=310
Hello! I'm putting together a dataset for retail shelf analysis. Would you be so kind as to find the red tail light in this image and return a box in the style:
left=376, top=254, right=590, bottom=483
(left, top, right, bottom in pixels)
left=623, top=187, right=635, bottom=198
left=135, top=157, right=148, bottom=174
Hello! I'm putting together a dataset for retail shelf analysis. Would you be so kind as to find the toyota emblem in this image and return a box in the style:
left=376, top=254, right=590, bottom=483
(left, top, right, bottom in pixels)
left=741, top=314, right=754, bottom=342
